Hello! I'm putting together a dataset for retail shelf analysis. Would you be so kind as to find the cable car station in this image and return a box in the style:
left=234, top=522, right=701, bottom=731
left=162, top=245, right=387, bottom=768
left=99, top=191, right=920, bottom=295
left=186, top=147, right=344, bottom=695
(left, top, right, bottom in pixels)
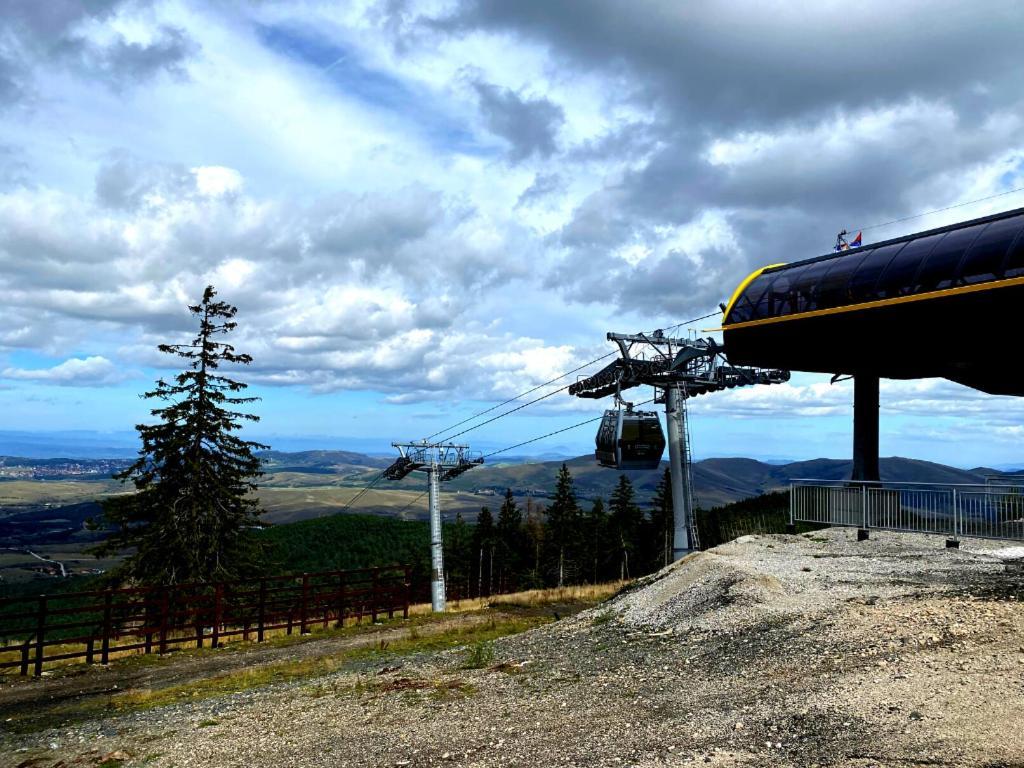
left=720, top=206, right=1024, bottom=544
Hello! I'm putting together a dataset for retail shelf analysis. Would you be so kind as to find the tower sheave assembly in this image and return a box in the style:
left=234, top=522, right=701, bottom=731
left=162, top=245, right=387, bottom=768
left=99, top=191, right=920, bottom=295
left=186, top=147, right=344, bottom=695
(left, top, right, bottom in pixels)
left=570, top=332, right=789, bottom=559
left=384, top=442, right=483, bottom=612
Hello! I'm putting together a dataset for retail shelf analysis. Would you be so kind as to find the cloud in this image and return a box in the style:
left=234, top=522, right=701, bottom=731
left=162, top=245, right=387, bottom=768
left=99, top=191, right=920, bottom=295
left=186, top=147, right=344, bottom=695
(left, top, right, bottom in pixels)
left=421, top=1, right=1024, bottom=317
left=0, top=1, right=198, bottom=107
left=1, top=356, right=132, bottom=386
left=472, top=80, right=564, bottom=162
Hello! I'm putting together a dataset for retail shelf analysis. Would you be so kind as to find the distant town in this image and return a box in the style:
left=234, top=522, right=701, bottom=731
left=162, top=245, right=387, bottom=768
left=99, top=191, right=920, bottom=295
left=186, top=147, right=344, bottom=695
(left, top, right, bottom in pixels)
left=0, top=457, right=130, bottom=481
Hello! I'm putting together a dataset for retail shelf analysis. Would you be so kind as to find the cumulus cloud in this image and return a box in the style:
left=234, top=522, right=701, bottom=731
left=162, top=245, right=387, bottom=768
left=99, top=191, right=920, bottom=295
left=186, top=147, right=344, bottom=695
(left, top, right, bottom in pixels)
left=1, top=356, right=131, bottom=386
left=472, top=80, right=564, bottom=162
left=421, top=0, right=1024, bottom=316
left=1, top=0, right=1023, bottom=457
left=0, top=0, right=198, bottom=107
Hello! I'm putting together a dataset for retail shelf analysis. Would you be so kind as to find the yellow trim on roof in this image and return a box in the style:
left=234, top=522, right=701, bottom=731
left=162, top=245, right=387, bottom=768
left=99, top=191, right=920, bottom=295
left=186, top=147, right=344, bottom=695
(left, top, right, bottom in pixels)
left=721, top=274, right=1024, bottom=332
left=722, top=263, right=786, bottom=323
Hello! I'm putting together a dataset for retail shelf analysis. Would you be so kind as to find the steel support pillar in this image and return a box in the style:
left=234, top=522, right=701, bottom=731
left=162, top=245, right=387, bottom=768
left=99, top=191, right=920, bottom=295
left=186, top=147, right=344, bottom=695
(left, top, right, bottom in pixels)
left=427, top=465, right=446, bottom=612
left=666, top=386, right=694, bottom=560
left=852, top=374, right=880, bottom=483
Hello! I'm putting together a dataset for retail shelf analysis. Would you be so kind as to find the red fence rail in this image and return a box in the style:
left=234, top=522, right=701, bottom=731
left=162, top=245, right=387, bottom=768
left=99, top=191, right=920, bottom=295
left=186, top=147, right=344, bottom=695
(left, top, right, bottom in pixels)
left=0, top=565, right=412, bottom=677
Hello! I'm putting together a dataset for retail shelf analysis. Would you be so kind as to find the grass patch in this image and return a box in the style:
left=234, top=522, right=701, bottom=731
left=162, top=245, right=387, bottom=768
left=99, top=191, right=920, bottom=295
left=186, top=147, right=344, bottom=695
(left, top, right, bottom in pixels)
left=461, top=640, right=495, bottom=669
left=591, top=609, right=615, bottom=627
left=3, top=613, right=549, bottom=734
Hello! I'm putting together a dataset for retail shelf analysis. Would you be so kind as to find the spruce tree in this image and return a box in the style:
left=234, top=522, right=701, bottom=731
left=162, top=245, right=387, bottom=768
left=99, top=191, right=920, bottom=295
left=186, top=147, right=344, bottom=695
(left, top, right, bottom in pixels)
left=523, top=496, right=546, bottom=589
left=649, top=467, right=674, bottom=569
left=496, top=489, right=523, bottom=592
left=609, top=474, right=643, bottom=580
left=444, top=512, right=473, bottom=600
left=473, top=506, right=495, bottom=597
left=545, top=463, right=581, bottom=586
left=584, top=497, right=609, bottom=584
left=94, top=286, right=268, bottom=585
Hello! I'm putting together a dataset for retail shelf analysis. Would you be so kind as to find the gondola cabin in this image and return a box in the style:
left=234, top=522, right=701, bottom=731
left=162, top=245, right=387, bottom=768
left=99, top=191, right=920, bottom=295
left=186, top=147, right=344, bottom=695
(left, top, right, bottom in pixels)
left=595, top=408, right=666, bottom=470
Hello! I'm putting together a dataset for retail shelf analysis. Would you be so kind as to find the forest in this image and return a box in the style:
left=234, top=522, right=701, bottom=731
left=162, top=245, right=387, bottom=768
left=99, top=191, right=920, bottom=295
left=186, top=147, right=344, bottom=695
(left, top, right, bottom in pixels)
left=260, top=464, right=794, bottom=599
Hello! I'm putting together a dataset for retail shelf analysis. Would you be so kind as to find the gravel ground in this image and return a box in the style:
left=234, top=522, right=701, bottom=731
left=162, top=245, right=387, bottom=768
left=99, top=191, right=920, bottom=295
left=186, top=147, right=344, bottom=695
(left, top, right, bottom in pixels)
left=4, top=528, right=1023, bottom=768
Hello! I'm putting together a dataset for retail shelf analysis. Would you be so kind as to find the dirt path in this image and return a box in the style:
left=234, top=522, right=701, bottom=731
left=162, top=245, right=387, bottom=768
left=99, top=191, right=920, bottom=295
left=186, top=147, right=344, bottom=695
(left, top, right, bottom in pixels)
left=3, top=530, right=1023, bottom=768
left=0, top=608, right=533, bottom=724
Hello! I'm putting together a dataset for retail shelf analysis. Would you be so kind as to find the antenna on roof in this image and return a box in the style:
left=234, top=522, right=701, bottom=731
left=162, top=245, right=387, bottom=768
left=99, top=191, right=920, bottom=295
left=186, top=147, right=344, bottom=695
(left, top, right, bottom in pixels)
left=834, top=229, right=849, bottom=252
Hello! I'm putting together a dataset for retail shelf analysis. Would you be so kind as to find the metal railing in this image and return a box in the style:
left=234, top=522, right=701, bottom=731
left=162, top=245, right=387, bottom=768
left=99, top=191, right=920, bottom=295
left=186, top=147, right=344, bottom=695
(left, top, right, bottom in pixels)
left=790, top=479, right=1024, bottom=542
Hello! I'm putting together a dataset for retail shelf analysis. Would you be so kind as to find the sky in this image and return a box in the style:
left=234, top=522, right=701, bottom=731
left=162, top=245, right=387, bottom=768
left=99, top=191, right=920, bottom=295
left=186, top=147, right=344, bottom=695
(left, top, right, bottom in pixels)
left=1, top=0, right=1023, bottom=467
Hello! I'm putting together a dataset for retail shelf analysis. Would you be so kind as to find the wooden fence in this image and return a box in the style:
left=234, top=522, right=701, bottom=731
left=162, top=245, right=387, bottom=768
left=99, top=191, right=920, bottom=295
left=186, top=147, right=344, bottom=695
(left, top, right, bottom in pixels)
left=0, top=565, right=412, bottom=677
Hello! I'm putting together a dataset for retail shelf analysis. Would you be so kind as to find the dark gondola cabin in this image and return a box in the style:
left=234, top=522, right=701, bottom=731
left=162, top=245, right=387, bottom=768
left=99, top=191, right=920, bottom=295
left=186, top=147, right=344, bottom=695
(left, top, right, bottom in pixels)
left=595, top=408, right=666, bottom=470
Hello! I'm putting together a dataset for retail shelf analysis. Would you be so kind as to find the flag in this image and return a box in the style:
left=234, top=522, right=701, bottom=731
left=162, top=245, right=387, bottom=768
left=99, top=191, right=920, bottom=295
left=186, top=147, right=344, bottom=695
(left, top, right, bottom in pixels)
left=850, top=231, right=862, bottom=248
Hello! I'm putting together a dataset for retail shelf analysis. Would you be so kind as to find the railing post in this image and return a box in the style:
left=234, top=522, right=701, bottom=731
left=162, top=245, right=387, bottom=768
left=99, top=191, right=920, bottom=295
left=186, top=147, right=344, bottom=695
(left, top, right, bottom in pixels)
left=300, top=574, right=310, bottom=634
left=257, top=579, right=267, bottom=642
left=101, top=591, right=112, bottom=665
left=862, top=484, right=867, bottom=528
left=403, top=566, right=411, bottom=619
left=20, top=638, right=30, bottom=676
left=787, top=483, right=796, bottom=533
left=33, top=595, right=47, bottom=677
left=371, top=569, right=380, bottom=623
left=336, top=573, right=346, bottom=629
left=947, top=488, right=961, bottom=549
left=158, top=589, right=169, bottom=655
left=212, top=583, right=223, bottom=648
left=857, top=483, right=870, bottom=541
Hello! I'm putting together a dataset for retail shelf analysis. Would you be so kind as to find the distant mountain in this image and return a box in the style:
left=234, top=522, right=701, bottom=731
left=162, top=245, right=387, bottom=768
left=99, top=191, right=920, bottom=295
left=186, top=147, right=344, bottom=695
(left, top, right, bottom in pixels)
left=258, top=450, right=392, bottom=471
left=447, top=455, right=1002, bottom=509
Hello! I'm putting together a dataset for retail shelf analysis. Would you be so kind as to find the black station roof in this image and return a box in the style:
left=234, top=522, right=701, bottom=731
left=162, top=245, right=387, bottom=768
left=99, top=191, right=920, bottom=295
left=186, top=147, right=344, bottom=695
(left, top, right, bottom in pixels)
left=724, top=206, right=1024, bottom=326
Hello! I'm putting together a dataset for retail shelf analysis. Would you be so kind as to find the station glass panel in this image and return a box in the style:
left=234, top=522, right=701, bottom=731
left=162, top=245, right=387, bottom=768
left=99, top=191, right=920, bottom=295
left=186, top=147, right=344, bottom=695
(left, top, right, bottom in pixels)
left=958, top=216, right=1024, bottom=285
left=1005, top=230, right=1024, bottom=278
left=815, top=250, right=869, bottom=309
left=789, top=259, right=834, bottom=312
left=847, top=243, right=905, bottom=302
left=875, top=235, right=943, bottom=298
left=912, top=227, right=981, bottom=292
left=729, top=272, right=774, bottom=323
left=764, top=264, right=809, bottom=317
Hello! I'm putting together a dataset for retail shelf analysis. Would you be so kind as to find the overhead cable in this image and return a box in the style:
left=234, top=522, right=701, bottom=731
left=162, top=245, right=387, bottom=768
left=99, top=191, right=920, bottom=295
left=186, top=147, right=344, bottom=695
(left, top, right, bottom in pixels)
left=337, top=470, right=387, bottom=514
left=481, top=397, right=656, bottom=459
left=423, top=350, right=617, bottom=442
left=847, top=185, right=1024, bottom=235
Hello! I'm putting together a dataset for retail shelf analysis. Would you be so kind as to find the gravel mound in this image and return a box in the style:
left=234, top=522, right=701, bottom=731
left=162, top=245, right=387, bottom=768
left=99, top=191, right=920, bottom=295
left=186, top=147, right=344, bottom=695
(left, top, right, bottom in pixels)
left=593, top=527, right=1016, bottom=633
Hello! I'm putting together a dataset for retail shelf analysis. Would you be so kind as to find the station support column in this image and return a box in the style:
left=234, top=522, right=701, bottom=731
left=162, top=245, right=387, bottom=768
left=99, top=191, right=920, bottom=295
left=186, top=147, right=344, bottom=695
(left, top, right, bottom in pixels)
left=666, top=386, right=694, bottom=560
left=427, top=464, right=446, bottom=612
left=851, top=374, right=880, bottom=483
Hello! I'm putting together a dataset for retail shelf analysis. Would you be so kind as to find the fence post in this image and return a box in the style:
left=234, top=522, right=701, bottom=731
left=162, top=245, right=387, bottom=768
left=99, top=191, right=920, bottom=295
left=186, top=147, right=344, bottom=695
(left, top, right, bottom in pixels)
left=257, top=579, right=267, bottom=643
left=371, top=569, right=379, bottom=623
left=158, top=589, right=169, bottom=655
left=947, top=488, right=961, bottom=549
left=20, top=638, right=30, bottom=676
left=336, top=573, right=346, bottom=629
left=403, top=566, right=411, bottom=619
left=33, top=595, right=47, bottom=677
left=101, top=591, right=112, bottom=665
left=300, top=574, right=310, bottom=634
left=212, top=583, right=223, bottom=648
left=787, top=483, right=796, bottom=533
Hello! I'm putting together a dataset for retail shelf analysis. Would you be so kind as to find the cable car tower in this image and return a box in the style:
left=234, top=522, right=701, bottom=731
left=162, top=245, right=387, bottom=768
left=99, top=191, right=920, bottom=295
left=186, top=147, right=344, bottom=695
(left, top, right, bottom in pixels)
left=569, top=331, right=789, bottom=559
left=383, top=442, right=483, bottom=612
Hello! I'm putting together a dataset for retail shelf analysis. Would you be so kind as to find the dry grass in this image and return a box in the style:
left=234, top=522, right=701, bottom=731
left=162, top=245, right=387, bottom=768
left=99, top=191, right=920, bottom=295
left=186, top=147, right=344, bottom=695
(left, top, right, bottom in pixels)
left=3, top=614, right=546, bottom=732
left=431, top=581, right=628, bottom=614
left=1, top=580, right=627, bottom=677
